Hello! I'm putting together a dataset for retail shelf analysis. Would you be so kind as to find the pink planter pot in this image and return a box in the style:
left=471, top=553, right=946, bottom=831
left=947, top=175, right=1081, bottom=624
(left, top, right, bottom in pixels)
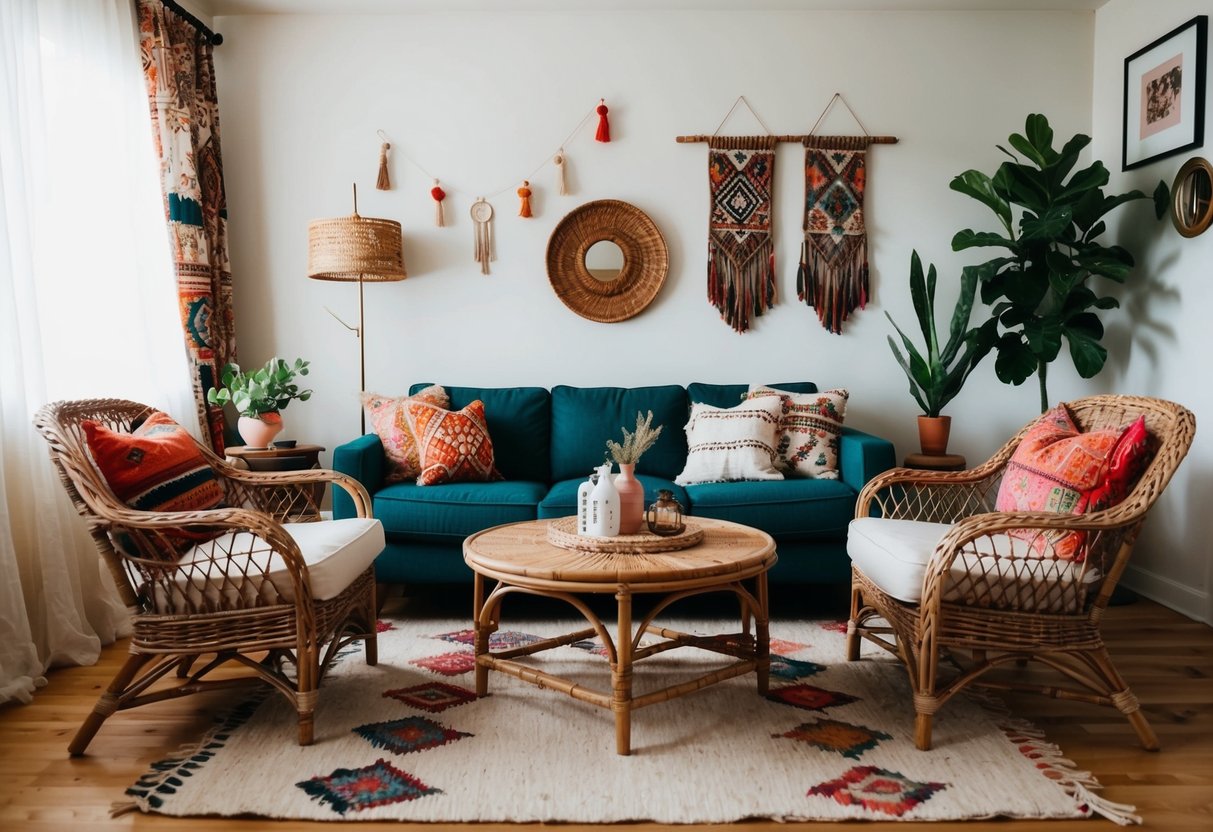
left=237, top=413, right=283, bottom=449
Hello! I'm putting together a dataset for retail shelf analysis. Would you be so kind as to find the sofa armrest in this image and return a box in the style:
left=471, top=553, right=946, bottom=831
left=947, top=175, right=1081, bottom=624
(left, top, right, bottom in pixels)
left=838, top=426, right=896, bottom=494
left=331, top=434, right=385, bottom=520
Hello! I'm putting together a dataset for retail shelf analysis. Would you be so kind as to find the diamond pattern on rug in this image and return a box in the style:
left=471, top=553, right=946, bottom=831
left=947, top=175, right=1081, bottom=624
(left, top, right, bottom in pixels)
left=807, top=765, right=947, bottom=817
left=430, top=629, right=544, bottom=650
left=376, top=620, right=396, bottom=633
left=354, top=716, right=471, bottom=755
left=296, top=758, right=440, bottom=815
left=775, top=718, right=892, bottom=760
left=769, top=655, right=825, bottom=680
left=821, top=620, right=850, bottom=634
left=769, top=637, right=809, bottom=655
left=410, top=651, right=476, bottom=676
left=384, top=682, right=479, bottom=713
left=768, top=683, right=859, bottom=712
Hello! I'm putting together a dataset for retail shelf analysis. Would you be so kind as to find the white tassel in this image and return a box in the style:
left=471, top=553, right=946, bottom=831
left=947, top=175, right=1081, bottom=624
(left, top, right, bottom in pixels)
left=554, top=151, right=569, bottom=195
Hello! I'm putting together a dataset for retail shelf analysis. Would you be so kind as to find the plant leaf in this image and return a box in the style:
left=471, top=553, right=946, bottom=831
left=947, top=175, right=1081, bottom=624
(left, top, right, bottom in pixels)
left=1057, top=161, right=1111, bottom=203
left=950, top=170, right=1014, bottom=230
left=1064, top=313, right=1108, bottom=378
left=1020, top=205, right=1074, bottom=240
left=1023, top=114, right=1058, bottom=163
left=993, top=333, right=1038, bottom=386
left=886, top=330, right=931, bottom=415
left=1153, top=179, right=1170, bottom=220
left=952, top=229, right=1019, bottom=252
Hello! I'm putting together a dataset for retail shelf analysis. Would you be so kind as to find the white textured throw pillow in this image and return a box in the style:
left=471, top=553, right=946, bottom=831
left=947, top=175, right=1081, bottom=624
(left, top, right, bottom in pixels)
left=747, top=385, right=849, bottom=480
left=674, top=395, right=785, bottom=486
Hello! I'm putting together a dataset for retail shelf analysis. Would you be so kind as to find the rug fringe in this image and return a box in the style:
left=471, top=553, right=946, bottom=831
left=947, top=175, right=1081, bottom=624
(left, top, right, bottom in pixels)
left=123, top=689, right=270, bottom=816
left=968, top=690, right=1141, bottom=825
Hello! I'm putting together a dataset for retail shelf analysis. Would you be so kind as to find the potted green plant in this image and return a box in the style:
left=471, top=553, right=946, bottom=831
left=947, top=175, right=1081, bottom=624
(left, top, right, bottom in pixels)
left=207, top=357, right=312, bottom=448
left=887, top=250, right=996, bottom=454
left=950, top=114, right=1168, bottom=411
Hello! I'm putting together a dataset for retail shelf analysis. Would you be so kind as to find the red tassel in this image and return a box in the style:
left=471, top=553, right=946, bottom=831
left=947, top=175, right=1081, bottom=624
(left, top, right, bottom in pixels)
left=431, top=181, right=446, bottom=227
left=517, top=181, right=533, bottom=218
left=595, top=99, right=610, bottom=143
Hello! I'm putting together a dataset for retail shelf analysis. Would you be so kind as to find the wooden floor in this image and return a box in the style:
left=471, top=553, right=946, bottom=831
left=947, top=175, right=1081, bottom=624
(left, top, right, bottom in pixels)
left=1, top=594, right=1210, bottom=831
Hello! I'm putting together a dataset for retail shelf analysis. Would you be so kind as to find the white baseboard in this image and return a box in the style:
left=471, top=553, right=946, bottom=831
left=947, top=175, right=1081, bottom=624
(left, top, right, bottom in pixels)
left=1122, top=565, right=1210, bottom=624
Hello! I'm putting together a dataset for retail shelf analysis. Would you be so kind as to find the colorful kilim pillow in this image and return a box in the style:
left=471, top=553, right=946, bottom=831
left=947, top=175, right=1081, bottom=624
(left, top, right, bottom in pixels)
left=362, top=386, right=449, bottom=482
left=748, top=385, right=848, bottom=480
left=405, top=399, right=503, bottom=486
left=994, top=405, right=1152, bottom=560
left=82, top=412, right=224, bottom=551
left=674, top=395, right=785, bottom=486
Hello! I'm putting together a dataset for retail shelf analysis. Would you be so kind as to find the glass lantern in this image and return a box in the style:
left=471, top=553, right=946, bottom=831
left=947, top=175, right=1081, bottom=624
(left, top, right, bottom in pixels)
left=646, top=489, right=685, bottom=536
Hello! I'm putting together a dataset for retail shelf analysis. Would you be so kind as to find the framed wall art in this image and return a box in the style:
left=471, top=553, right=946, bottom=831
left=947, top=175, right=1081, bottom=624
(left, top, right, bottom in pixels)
left=1123, top=15, right=1207, bottom=171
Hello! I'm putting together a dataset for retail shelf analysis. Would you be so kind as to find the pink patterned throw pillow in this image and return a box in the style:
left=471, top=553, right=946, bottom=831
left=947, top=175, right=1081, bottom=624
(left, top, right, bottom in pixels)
left=994, top=405, right=1151, bottom=561
left=747, top=386, right=849, bottom=479
left=362, top=386, right=449, bottom=482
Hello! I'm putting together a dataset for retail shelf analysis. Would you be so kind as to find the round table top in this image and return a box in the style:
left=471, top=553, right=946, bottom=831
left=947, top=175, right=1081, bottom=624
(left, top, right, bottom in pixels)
left=463, top=517, right=776, bottom=589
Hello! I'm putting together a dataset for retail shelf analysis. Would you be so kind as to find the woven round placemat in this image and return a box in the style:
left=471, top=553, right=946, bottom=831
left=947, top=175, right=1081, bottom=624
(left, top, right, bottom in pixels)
left=546, top=199, right=668, bottom=323
left=546, top=516, right=703, bottom=554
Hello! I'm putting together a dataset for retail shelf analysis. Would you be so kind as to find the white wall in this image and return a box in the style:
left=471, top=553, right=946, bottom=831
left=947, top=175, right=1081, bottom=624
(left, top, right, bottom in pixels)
left=207, top=10, right=1211, bottom=616
left=1092, top=1, right=1212, bottom=623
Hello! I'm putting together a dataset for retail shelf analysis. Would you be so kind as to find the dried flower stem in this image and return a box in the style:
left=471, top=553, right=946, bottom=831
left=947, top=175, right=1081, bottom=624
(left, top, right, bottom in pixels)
left=606, top=410, right=664, bottom=465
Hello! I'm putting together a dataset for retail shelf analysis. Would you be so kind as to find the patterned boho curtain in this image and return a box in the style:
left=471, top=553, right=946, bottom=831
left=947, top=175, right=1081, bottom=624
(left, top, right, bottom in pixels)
left=136, top=0, right=235, bottom=451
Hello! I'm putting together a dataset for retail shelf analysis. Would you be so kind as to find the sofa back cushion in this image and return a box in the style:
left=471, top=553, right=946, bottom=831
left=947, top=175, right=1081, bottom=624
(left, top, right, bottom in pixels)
left=687, top=381, right=818, bottom=408
left=550, top=385, right=689, bottom=481
left=410, top=384, right=551, bottom=482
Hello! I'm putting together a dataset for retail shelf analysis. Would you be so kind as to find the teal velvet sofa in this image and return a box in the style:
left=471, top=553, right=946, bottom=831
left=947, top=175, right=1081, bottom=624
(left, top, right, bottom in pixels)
left=332, top=383, right=896, bottom=585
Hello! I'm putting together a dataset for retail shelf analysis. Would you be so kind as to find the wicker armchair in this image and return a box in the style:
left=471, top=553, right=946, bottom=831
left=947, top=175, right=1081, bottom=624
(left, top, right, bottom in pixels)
left=846, top=395, right=1195, bottom=751
left=34, top=399, right=383, bottom=756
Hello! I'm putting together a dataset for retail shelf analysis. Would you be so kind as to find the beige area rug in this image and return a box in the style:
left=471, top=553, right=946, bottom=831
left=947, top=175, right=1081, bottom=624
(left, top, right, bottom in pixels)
left=122, top=616, right=1138, bottom=824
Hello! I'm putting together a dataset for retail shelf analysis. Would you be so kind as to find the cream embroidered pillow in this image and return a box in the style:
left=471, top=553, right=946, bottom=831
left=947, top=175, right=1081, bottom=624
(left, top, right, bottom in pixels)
left=361, top=385, right=449, bottom=482
left=747, top=385, right=848, bottom=480
left=674, top=395, right=785, bottom=486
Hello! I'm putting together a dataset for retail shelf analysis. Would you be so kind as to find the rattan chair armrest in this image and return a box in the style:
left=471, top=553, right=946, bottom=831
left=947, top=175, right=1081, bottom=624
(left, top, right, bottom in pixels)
left=855, top=459, right=1005, bottom=519
left=213, top=464, right=373, bottom=518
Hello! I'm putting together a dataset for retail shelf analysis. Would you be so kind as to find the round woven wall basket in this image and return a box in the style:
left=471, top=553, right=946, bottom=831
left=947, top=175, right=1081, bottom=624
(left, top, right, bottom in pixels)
left=546, top=199, right=668, bottom=323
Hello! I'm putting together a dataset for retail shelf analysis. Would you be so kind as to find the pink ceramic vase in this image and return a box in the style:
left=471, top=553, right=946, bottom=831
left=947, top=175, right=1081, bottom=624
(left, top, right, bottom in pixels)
left=614, top=463, right=645, bottom=535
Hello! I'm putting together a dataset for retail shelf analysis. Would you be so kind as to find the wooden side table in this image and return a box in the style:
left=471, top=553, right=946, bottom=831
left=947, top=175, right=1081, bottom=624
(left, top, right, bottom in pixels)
left=225, top=444, right=327, bottom=513
left=903, top=452, right=967, bottom=472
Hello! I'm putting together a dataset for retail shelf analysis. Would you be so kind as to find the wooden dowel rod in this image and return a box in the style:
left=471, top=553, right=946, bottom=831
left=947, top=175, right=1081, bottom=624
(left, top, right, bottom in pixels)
left=675, top=134, right=898, bottom=144
left=631, top=661, right=756, bottom=709
left=481, top=657, right=612, bottom=708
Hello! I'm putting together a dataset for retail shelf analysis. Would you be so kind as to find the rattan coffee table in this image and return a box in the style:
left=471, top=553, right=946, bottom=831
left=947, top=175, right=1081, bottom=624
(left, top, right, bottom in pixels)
left=462, top=517, right=777, bottom=755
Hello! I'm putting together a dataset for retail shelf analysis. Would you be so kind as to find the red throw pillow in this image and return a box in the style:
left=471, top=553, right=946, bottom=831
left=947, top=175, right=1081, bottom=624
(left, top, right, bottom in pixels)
left=83, top=412, right=224, bottom=550
left=404, top=399, right=503, bottom=486
left=994, top=405, right=1152, bottom=560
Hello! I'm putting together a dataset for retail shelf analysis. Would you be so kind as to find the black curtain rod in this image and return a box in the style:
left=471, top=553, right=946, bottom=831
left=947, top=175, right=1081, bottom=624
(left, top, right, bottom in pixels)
left=161, top=0, right=223, bottom=46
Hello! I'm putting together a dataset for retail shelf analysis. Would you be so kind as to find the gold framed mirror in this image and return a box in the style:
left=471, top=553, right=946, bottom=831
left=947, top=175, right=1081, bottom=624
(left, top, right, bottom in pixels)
left=1171, top=156, right=1213, bottom=237
left=546, top=199, right=668, bottom=322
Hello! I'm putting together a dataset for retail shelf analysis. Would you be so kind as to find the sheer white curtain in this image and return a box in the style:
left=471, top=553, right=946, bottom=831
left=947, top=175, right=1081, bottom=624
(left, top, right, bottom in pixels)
left=0, top=0, right=199, bottom=704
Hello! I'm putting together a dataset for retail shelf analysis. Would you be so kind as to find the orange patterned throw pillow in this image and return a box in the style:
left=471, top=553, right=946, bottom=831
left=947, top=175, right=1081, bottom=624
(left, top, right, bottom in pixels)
left=405, top=399, right=503, bottom=486
left=362, top=386, right=450, bottom=482
left=994, top=405, right=1151, bottom=560
left=82, top=412, right=224, bottom=549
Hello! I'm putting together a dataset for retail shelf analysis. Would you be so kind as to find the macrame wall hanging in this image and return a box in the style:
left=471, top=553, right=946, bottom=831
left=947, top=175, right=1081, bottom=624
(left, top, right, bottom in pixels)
left=799, top=94, right=895, bottom=334
left=677, top=93, right=897, bottom=335
left=470, top=198, right=494, bottom=275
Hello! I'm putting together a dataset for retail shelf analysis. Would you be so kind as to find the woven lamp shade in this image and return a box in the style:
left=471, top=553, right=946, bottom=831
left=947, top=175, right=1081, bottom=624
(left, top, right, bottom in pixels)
left=307, top=214, right=407, bottom=282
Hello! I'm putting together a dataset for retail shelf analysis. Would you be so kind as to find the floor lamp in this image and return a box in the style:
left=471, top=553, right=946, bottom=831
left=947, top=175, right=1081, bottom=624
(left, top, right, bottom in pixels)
left=307, top=184, right=407, bottom=433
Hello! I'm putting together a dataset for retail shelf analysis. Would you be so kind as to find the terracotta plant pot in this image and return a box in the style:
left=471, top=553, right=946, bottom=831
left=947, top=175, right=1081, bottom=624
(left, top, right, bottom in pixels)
left=917, top=415, right=951, bottom=456
left=613, top=463, right=645, bottom=535
left=237, top=412, right=283, bottom=449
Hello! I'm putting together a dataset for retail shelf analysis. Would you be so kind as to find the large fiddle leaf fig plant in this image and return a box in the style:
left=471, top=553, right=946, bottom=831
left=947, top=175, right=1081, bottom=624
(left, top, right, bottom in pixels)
left=950, top=114, right=1168, bottom=411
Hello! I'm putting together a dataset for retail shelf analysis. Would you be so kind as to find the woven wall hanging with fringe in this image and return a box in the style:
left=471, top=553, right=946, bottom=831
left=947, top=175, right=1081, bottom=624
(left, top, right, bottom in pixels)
left=798, top=134, right=872, bottom=334
left=707, top=135, right=777, bottom=333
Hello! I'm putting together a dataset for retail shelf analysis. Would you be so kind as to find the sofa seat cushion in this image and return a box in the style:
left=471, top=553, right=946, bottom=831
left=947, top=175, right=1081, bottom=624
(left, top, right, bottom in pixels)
left=157, top=518, right=384, bottom=612
left=848, top=517, right=1099, bottom=614
left=538, top=476, right=688, bottom=520
left=374, top=480, right=546, bottom=542
left=684, top=479, right=855, bottom=539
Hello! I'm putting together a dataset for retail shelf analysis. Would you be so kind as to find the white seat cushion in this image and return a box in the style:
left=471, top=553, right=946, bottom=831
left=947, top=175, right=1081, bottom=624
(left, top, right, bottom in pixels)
left=848, top=517, right=1099, bottom=614
left=156, top=518, right=384, bottom=613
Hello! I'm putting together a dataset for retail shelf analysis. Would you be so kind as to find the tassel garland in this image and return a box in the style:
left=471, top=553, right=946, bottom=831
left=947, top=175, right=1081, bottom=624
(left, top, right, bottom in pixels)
left=517, top=181, right=533, bottom=218
left=595, top=99, right=610, bottom=142
left=553, top=151, right=568, bottom=195
left=431, top=181, right=446, bottom=227
left=470, top=198, right=494, bottom=275
left=376, top=141, right=391, bottom=190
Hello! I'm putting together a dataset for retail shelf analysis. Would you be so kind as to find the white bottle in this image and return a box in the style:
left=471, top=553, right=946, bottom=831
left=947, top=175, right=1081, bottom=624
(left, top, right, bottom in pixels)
left=588, top=463, right=620, bottom=537
left=576, top=470, right=598, bottom=535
